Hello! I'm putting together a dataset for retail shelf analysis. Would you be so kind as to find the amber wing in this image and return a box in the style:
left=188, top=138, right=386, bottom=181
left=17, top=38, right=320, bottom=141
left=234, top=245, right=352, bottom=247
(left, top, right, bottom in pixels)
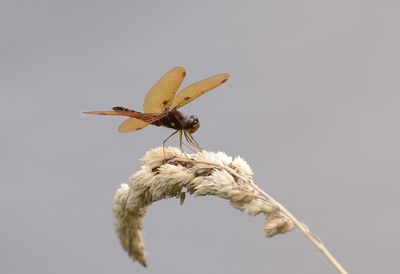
left=84, top=109, right=163, bottom=132
left=118, top=118, right=149, bottom=132
left=114, top=108, right=165, bottom=132
left=171, top=73, right=229, bottom=110
left=117, top=67, right=186, bottom=132
left=143, top=66, right=186, bottom=113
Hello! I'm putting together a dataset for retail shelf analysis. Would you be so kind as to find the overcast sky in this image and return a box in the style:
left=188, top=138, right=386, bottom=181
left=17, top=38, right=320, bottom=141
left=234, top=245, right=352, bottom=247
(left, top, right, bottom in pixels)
left=1, top=1, right=399, bottom=273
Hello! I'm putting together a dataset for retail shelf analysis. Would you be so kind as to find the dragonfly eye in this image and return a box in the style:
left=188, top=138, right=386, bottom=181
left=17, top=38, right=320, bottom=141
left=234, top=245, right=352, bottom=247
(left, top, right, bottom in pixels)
left=191, top=116, right=199, bottom=124
left=188, top=115, right=200, bottom=133
left=182, top=115, right=200, bottom=133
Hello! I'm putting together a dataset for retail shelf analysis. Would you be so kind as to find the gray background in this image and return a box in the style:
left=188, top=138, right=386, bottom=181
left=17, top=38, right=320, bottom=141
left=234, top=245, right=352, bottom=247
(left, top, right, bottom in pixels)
left=1, top=1, right=399, bottom=273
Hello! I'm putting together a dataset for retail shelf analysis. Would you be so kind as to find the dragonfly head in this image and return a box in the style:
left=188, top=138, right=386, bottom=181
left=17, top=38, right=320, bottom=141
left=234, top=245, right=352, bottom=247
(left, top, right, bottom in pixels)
left=182, top=115, right=200, bottom=133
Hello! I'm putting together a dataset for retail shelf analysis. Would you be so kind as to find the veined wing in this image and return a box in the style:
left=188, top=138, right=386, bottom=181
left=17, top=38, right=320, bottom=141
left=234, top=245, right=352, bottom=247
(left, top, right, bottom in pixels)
left=143, top=66, right=186, bottom=113
left=84, top=107, right=166, bottom=132
left=84, top=110, right=124, bottom=116
left=113, top=107, right=167, bottom=132
left=171, top=73, right=229, bottom=110
left=118, top=117, right=149, bottom=132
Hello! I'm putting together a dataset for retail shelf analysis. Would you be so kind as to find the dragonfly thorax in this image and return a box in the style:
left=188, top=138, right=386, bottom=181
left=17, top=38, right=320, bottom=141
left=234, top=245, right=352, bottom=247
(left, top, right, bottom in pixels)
left=151, top=110, right=200, bottom=133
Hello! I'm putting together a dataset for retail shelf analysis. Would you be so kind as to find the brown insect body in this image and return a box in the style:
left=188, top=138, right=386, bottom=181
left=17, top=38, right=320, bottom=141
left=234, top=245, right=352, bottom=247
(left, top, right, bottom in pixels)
left=112, top=106, right=200, bottom=133
left=85, top=67, right=229, bottom=151
left=152, top=110, right=200, bottom=133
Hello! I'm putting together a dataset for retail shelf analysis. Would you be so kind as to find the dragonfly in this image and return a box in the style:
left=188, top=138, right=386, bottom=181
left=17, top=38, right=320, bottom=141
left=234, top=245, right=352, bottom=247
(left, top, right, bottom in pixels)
left=84, top=66, right=229, bottom=152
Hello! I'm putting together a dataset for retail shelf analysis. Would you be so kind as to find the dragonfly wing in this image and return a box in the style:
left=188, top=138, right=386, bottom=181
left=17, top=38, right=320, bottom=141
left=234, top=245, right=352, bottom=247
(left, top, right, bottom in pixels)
left=118, top=117, right=150, bottom=132
left=84, top=110, right=122, bottom=116
left=85, top=109, right=164, bottom=132
left=171, top=73, right=229, bottom=110
left=143, top=66, right=186, bottom=113
left=116, top=108, right=168, bottom=132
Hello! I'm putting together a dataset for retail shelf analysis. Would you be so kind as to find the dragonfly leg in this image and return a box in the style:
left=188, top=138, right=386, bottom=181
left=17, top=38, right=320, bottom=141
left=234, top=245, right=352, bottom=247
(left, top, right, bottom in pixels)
left=179, top=130, right=193, bottom=159
left=163, top=130, right=179, bottom=159
left=184, top=131, right=203, bottom=151
left=179, top=130, right=183, bottom=152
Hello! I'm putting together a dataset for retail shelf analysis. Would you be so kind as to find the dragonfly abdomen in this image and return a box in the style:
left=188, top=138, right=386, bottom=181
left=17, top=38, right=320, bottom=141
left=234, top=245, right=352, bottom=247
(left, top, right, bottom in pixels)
left=112, top=106, right=144, bottom=117
left=112, top=106, right=135, bottom=112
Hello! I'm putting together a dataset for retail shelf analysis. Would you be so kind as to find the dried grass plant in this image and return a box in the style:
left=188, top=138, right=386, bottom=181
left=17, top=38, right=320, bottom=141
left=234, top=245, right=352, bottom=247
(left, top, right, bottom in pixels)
left=112, top=147, right=347, bottom=273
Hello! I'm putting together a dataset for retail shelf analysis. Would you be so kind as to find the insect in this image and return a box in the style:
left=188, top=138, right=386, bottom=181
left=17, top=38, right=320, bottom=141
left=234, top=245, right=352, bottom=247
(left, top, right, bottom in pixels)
left=84, top=66, right=229, bottom=152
